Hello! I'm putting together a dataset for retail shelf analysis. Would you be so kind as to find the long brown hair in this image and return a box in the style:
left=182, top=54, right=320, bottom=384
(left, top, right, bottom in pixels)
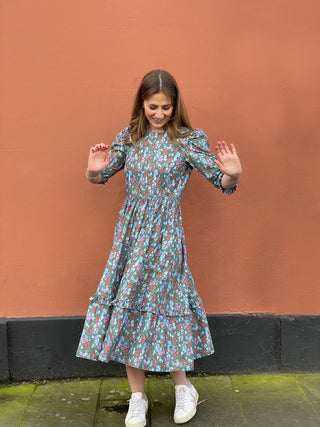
left=126, top=70, right=193, bottom=145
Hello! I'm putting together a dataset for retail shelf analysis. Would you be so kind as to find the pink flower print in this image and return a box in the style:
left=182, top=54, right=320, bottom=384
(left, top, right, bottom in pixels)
left=141, top=335, right=147, bottom=344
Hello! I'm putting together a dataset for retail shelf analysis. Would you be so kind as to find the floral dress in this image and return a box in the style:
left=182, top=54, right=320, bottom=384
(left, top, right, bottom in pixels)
left=76, top=127, right=237, bottom=372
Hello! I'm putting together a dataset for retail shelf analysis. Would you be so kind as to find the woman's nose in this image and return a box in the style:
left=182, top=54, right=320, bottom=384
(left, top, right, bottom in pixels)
left=155, top=110, right=164, bottom=118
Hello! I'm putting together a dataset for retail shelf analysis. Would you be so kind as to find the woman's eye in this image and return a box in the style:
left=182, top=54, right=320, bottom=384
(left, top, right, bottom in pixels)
left=148, top=105, right=172, bottom=111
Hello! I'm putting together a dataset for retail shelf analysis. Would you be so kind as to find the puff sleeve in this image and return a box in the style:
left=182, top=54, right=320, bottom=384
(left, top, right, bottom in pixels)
left=100, top=127, right=129, bottom=184
left=181, top=128, right=238, bottom=195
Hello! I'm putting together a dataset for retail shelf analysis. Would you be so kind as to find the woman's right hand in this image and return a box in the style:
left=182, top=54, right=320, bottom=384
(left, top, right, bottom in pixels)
left=87, top=143, right=112, bottom=172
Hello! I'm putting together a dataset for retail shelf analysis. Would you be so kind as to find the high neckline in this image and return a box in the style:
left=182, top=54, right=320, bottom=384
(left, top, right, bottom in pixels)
left=147, top=130, right=166, bottom=137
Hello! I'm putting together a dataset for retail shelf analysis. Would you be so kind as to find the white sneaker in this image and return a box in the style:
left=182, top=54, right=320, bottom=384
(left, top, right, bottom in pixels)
left=174, top=382, right=199, bottom=424
left=125, top=392, right=148, bottom=427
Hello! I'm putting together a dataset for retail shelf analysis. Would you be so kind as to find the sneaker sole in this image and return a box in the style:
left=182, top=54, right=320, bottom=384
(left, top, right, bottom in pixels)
left=173, top=389, right=199, bottom=424
left=125, top=418, right=146, bottom=427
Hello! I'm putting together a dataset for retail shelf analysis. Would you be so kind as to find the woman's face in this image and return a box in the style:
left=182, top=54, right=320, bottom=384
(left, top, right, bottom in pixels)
left=143, top=92, right=173, bottom=132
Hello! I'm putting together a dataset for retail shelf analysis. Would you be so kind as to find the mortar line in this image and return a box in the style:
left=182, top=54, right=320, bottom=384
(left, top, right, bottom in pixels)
left=18, top=382, right=38, bottom=425
left=229, top=375, right=249, bottom=426
left=293, top=374, right=320, bottom=422
left=92, top=379, right=103, bottom=427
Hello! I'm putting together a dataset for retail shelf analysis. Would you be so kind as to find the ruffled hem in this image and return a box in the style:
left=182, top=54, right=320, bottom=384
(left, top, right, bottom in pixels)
left=90, top=294, right=194, bottom=316
left=76, top=300, right=214, bottom=372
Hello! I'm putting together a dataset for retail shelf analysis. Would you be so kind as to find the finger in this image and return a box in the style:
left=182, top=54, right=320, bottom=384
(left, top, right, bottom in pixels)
left=215, top=142, right=223, bottom=156
left=213, top=158, right=223, bottom=170
left=215, top=141, right=222, bottom=150
left=230, top=143, right=237, bottom=155
left=216, top=141, right=228, bottom=156
left=94, top=143, right=110, bottom=151
left=214, top=147, right=222, bottom=162
left=221, top=141, right=230, bottom=154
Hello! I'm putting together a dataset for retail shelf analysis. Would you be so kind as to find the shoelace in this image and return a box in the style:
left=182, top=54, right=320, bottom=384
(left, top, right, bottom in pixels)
left=127, top=396, right=146, bottom=418
left=176, top=388, right=188, bottom=410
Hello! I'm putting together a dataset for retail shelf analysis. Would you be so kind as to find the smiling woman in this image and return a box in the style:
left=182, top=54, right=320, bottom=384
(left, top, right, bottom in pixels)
left=128, top=70, right=193, bottom=146
left=78, top=69, right=242, bottom=427
left=143, top=92, right=173, bottom=131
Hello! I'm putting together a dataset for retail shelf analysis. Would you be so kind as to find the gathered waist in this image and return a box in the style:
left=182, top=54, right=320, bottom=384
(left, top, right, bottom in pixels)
left=126, top=192, right=181, bottom=204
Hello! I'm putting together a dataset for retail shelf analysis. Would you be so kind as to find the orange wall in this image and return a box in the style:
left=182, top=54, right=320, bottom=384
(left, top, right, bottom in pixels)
left=1, top=1, right=320, bottom=317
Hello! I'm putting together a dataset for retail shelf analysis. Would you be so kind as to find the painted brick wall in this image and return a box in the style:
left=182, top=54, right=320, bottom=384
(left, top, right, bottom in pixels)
left=1, top=0, right=319, bottom=316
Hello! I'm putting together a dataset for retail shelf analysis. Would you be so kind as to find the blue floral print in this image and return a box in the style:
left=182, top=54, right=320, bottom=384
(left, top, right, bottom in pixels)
left=76, top=127, right=237, bottom=371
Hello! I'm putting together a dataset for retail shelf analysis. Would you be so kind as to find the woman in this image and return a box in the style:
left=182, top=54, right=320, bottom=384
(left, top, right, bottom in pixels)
left=76, top=70, right=242, bottom=426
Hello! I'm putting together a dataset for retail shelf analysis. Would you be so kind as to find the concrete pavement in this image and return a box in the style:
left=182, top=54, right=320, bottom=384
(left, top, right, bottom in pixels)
left=1, top=374, right=320, bottom=426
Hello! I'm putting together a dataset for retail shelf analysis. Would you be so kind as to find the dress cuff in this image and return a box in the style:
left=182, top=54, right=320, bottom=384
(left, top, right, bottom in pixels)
left=218, top=172, right=239, bottom=195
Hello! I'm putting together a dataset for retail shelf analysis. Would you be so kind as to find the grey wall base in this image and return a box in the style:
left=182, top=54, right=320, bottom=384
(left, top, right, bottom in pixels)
left=0, top=318, right=9, bottom=380
left=1, top=315, right=320, bottom=382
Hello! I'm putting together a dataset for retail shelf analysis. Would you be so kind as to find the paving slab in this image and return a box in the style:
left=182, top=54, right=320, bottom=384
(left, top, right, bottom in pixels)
left=147, top=377, right=176, bottom=426
left=0, top=383, right=36, bottom=427
left=95, top=378, right=131, bottom=427
left=231, top=374, right=320, bottom=427
left=21, top=379, right=101, bottom=427
left=191, top=376, right=246, bottom=427
left=148, top=375, right=246, bottom=426
left=297, top=374, right=320, bottom=419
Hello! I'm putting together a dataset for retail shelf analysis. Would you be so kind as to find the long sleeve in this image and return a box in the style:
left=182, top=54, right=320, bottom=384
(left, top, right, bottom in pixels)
left=180, top=128, right=238, bottom=195
left=100, top=127, right=129, bottom=184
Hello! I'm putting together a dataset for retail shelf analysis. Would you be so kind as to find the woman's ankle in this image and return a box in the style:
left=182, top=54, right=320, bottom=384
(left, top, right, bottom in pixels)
left=130, top=391, right=147, bottom=399
left=170, top=371, right=189, bottom=386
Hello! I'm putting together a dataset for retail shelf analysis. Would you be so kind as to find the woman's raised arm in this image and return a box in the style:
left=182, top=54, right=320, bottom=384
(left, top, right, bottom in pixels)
left=86, top=143, right=112, bottom=184
left=214, top=141, right=242, bottom=189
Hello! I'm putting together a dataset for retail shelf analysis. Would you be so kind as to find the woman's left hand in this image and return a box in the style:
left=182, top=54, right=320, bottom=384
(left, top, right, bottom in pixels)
left=214, top=141, right=242, bottom=179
